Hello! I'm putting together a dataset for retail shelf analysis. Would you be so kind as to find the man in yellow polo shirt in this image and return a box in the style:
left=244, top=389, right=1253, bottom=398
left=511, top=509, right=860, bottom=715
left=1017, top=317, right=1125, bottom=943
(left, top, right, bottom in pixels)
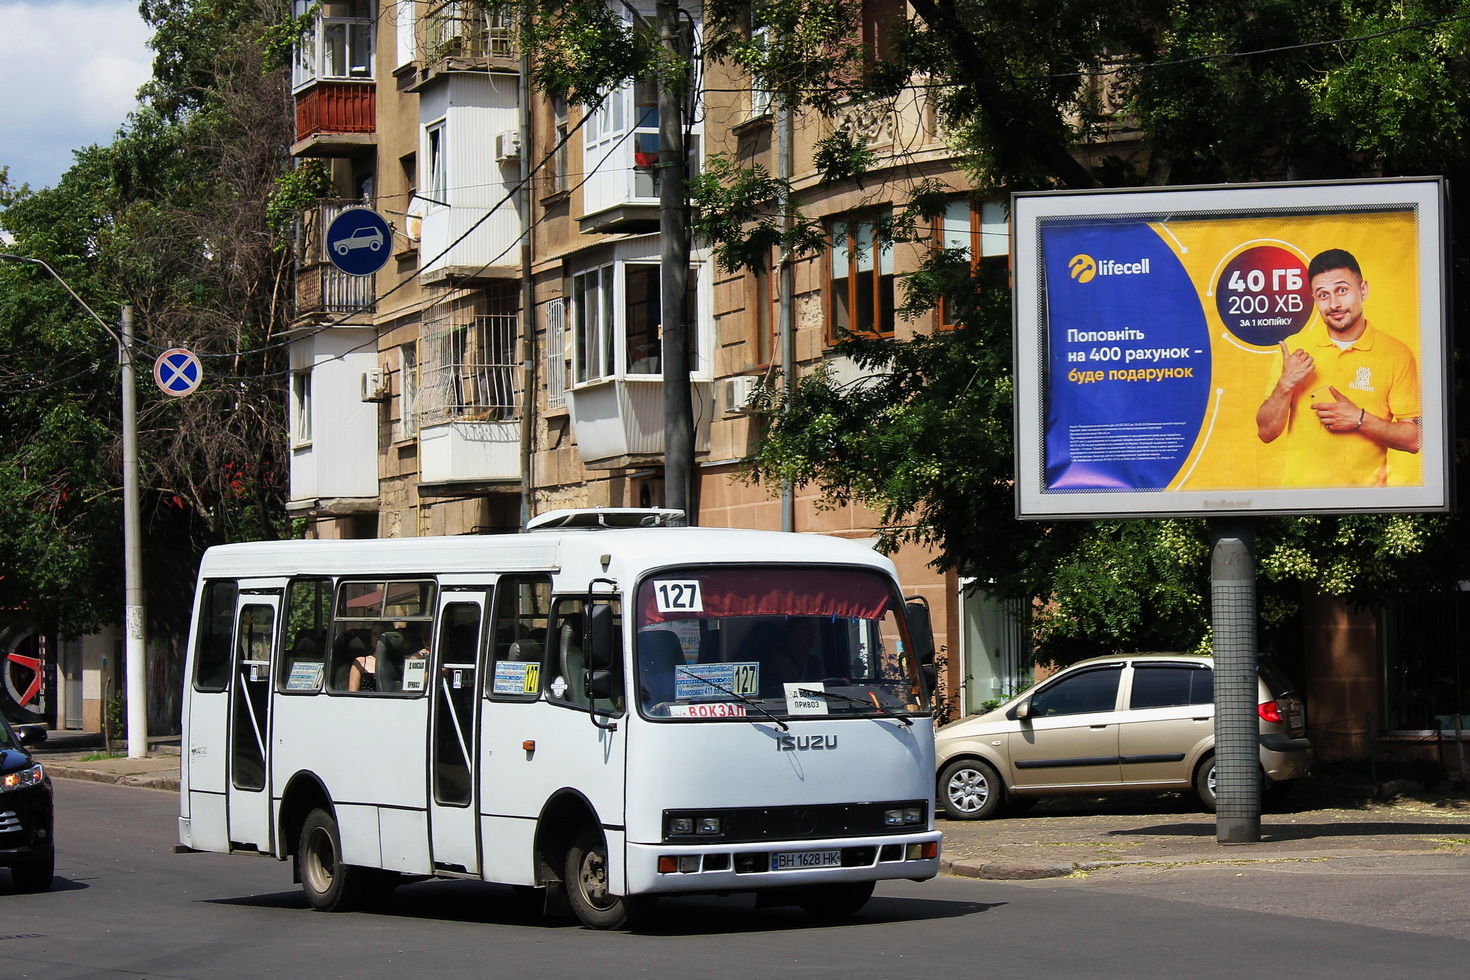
left=1256, top=248, right=1421, bottom=487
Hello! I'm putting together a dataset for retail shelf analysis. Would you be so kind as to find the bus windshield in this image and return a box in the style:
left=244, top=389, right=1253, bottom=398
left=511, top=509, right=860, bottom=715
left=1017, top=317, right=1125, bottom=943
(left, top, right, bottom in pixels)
left=633, top=564, right=928, bottom=721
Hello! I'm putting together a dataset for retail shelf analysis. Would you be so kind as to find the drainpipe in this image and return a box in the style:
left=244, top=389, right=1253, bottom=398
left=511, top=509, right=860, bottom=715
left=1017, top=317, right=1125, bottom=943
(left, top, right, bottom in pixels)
left=517, top=36, right=537, bottom=528
left=777, top=100, right=795, bottom=533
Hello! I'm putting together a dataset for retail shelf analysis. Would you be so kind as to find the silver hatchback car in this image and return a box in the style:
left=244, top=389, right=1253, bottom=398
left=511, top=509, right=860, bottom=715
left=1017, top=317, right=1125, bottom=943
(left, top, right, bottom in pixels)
left=935, top=654, right=1312, bottom=819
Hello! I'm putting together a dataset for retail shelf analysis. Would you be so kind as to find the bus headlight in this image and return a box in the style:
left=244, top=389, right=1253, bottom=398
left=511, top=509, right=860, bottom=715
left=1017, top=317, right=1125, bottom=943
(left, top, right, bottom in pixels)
left=883, top=806, right=924, bottom=826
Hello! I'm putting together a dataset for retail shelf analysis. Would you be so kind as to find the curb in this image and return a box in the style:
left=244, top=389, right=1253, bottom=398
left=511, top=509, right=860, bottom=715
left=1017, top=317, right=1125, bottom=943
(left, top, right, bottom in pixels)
left=942, top=858, right=1080, bottom=880
left=47, top=765, right=180, bottom=793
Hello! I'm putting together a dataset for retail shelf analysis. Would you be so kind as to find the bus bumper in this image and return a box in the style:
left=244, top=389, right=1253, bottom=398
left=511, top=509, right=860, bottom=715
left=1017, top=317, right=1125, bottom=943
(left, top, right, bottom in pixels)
left=625, top=830, right=942, bottom=895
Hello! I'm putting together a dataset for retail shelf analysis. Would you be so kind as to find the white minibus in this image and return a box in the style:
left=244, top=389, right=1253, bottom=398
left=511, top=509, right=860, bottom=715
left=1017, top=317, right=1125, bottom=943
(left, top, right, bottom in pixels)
left=178, top=509, right=941, bottom=928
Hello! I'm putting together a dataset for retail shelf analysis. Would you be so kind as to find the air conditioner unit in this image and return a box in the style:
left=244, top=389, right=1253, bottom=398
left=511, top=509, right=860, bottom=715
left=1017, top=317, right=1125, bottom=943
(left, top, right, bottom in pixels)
left=721, top=375, right=761, bottom=415
left=495, top=130, right=521, bottom=163
left=361, top=368, right=389, bottom=403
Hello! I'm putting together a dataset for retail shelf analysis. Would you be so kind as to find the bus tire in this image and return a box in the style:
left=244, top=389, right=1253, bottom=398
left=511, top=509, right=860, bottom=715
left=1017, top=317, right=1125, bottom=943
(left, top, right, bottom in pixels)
left=298, top=808, right=366, bottom=912
left=796, top=880, right=875, bottom=920
left=565, top=827, right=651, bottom=930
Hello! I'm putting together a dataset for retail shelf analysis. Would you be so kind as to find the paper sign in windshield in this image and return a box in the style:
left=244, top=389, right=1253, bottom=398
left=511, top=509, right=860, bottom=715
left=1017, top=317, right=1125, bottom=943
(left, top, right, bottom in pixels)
left=784, top=683, right=828, bottom=715
left=653, top=580, right=704, bottom=614
left=667, top=702, right=748, bottom=718
left=675, top=662, right=758, bottom=699
left=492, top=661, right=540, bottom=695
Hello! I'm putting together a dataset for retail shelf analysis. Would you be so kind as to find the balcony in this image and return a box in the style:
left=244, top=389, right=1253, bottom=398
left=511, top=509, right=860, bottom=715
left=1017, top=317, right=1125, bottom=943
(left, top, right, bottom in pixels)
left=413, top=1, right=518, bottom=82
left=567, top=378, right=713, bottom=467
left=416, top=313, right=523, bottom=485
left=293, top=81, right=377, bottom=157
left=294, top=201, right=377, bottom=321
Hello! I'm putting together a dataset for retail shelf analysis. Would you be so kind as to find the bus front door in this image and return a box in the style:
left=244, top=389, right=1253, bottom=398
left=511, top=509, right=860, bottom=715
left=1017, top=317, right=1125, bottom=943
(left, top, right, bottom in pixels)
left=427, top=593, right=486, bottom=875
left=227, top=594, right=278, bottom=852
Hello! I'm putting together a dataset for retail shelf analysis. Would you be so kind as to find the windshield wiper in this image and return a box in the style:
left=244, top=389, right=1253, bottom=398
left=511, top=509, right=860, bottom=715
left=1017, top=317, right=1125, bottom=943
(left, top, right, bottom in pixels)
left=796, top=687, right=913, bottom=726
left=674, top=666, right=789, bottom=731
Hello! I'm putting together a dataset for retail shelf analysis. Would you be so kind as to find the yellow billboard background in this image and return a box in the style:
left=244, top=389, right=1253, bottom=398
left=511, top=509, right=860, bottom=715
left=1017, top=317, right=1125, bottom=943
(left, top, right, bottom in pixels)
left=1158, top=210, right=1423, bottom=491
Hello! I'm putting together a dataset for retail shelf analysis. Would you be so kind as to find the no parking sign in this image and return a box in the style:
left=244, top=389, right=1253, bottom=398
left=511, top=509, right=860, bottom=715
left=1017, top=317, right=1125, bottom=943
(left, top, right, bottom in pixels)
left=154, top=348, right=203, bottom=397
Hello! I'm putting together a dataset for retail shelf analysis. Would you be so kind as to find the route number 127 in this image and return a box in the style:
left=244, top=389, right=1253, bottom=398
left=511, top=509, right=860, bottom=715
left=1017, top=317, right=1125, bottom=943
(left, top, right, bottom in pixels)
left=654, top=580, right=704, bottom=613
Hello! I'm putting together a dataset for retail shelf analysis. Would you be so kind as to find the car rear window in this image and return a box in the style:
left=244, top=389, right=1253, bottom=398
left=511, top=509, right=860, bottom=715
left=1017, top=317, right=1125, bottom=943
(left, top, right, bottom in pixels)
left=1130, top=664, right=1213, bottom=709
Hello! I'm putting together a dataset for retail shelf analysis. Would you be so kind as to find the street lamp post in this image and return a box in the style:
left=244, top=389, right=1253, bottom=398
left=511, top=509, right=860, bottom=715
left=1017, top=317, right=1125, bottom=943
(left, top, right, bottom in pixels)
left=0, top=254, right=149, bottom=758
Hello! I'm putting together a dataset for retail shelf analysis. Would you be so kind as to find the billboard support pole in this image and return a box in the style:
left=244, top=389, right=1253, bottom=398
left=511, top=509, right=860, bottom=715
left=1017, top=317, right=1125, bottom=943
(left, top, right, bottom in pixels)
left=1210, top=517, right=1261, bottom=843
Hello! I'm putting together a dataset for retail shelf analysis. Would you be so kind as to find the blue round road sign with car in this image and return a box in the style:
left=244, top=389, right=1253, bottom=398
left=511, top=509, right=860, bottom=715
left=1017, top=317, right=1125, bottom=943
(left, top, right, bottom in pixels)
left=154, top=348, right=203, bottom=397
left=325, top=208, right=393, bottom=277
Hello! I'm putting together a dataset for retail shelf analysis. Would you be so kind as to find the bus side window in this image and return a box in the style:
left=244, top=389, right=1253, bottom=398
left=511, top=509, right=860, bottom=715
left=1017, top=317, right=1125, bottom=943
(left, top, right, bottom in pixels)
left=280, top=577, right=331, bottom=693
left=487, top=575, right=550, bottom=700
left=548, top=599, right=623, bottom=714
left=193, top=580, right=238, bottom=693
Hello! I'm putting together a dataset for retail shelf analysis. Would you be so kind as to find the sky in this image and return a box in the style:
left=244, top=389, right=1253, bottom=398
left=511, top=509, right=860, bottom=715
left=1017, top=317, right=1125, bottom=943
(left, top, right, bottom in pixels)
left=0, top=0, right=154, bottom=191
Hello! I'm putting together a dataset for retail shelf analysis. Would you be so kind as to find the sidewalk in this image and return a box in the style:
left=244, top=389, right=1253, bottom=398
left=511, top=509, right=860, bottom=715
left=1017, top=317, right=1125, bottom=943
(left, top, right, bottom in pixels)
left=32, top=730, right=181, bottom=792
left=32, top=731, right=1470, bottom=879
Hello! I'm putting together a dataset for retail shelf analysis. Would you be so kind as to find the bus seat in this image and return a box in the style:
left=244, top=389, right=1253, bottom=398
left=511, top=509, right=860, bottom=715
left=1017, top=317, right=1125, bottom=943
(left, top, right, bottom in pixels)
left=559, top=621, right=589, bottom=706
left=638, top=630, right=684, bottom=705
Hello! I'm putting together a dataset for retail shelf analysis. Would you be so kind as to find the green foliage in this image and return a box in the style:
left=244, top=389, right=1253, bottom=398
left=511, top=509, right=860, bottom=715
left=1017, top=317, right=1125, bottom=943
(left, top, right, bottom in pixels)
left=0, top=0, right=295, bottom=640
left=266, top=159, right=335, bottom=234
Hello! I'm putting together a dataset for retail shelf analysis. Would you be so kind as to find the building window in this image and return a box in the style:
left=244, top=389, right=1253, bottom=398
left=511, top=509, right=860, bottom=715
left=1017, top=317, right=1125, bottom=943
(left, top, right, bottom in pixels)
left=421, top=303, right=519, bottom=424
left=425, top=121, right=447, bottom=206
left=291, top=370, right=313, bottom=446
left=294, top=0, right=374, bottom=90
left=571, top=263, right=702, bottom=385
left=545, top=298, right=569, bottom=410
left=937, top=199, right=1009, bottom=328
left=828, top=210, right=895, bottom=342
left=752, top=264, right=775, bottom=366
left=586, top=76, right=701, bottom=203
left=572, top=265, right=615, bottom=384
left=399, top=342, right=419, bottom=440
left=552, top=97, right=571, bottom=195
left=749, top=25, right=772, bottom=119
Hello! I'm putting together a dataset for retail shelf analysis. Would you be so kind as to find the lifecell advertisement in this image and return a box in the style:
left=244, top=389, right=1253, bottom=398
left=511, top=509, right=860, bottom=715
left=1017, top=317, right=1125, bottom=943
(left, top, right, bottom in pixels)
left=1012, top=179, right=1449, bottom=519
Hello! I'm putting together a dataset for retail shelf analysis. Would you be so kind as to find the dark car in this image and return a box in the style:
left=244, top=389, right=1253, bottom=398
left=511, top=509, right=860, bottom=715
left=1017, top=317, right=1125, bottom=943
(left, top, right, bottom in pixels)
left=0, top=714, right=53, bottom=891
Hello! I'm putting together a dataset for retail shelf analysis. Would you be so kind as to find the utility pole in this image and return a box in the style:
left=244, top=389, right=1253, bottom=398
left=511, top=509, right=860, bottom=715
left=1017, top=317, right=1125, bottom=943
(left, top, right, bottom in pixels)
left=658, top=0, right=694, bottom=524
left=121, top=306, right=148, bottom=759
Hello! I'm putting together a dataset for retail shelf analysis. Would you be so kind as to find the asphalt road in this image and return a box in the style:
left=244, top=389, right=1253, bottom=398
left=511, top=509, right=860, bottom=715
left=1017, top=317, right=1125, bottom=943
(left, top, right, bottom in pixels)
left=3, top=779, right=1468, bottom=979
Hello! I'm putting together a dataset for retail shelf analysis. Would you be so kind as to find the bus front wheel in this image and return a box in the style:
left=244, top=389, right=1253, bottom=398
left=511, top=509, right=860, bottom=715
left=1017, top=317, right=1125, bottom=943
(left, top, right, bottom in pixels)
left=298, top=808, right=368, bottom=912
left=565, top=827, right=651, bottom=930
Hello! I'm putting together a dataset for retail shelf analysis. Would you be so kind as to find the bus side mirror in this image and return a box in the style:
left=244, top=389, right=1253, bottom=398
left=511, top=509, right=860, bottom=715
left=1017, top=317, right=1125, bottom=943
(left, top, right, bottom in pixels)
left=586, top=669, right=615, bottom=700
left=904, top=598, right=936, bottom=667
left=587, top=604, right=616, bottom=671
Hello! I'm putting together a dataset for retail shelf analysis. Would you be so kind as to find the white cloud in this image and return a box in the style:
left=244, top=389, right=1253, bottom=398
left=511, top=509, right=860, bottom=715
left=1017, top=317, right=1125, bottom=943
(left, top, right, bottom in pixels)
left=0, top=0, right=153, bottom=189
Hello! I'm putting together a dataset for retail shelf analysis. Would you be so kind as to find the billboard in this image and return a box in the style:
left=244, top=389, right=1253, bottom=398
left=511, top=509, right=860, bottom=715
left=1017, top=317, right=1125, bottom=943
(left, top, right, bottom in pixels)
left=1013, top=178, right=1449, bottom=519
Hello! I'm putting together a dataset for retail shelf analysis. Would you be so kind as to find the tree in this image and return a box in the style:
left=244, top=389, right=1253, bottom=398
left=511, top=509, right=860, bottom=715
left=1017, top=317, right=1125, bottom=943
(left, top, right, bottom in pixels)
left=0, top=0, right=296, bottom=644
left=684, top=1, right=1470, bottom=664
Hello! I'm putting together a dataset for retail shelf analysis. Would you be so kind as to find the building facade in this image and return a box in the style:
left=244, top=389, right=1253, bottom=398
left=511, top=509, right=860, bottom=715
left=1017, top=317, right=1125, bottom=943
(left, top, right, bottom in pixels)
left=277, top=1, right=1465, bottom=775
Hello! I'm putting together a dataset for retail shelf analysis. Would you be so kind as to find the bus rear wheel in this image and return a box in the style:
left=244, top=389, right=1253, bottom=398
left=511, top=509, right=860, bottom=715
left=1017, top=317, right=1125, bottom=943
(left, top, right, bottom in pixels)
left=565, top=827, right=651, bottom=930
left=298, top=808, right=369, bottom=912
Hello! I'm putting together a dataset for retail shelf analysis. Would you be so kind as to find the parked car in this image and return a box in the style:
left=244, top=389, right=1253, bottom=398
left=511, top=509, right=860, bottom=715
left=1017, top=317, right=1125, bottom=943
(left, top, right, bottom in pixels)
left=0, top=714, right=53, bottom=891
left=935, top=654, right=1311, bottom=820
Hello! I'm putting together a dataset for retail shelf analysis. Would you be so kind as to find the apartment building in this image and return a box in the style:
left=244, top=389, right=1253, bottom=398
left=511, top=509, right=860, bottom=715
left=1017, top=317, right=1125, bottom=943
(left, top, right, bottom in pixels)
left=279, top=0, right=1033, bottom=718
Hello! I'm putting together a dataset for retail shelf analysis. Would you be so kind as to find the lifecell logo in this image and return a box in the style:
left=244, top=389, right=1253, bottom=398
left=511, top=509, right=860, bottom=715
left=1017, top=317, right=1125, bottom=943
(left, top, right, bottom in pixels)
left=1069, top=254, right=1151, bottom=283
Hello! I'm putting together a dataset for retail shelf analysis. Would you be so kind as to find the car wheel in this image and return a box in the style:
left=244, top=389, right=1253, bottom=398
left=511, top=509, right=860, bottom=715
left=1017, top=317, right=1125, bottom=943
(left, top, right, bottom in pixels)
left=1195, top=756, right=1218, bottom=812
left=796, top=880, right=875, bottom=920
left=938, top=758, right=1005, bottom=820
left=298, top=808, right=368, bottom=912
left=565, top=826, right=652, bottom=930
left=10, top=850, right=54, bottom=893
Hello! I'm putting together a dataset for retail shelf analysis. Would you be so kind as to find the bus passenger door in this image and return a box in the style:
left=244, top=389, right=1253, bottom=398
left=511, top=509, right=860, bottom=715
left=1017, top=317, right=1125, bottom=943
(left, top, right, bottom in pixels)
left=428, top=593, right=486, bottom=875
left=228, top=593, right=278, bottom=851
